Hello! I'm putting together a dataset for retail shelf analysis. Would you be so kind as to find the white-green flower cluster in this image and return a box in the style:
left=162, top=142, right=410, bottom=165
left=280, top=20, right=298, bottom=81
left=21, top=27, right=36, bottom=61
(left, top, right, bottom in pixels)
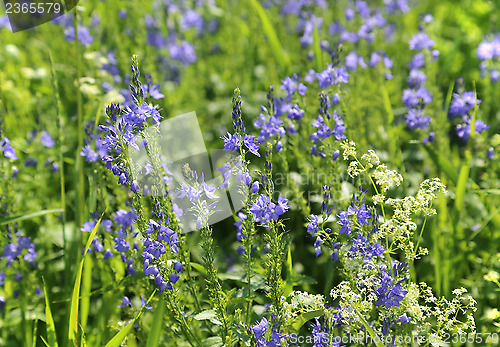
left=383, top=178, right=446, bottom=259
left=282, top=291, right=326, bottom=319
left=322, top=140, right=478, bottom=344
left=341, top=140, right=403, bottom=192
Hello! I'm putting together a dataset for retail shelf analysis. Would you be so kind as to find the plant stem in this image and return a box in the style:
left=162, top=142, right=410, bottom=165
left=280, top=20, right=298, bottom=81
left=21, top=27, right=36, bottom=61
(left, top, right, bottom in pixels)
left=200, top=226, right=231, bottom=345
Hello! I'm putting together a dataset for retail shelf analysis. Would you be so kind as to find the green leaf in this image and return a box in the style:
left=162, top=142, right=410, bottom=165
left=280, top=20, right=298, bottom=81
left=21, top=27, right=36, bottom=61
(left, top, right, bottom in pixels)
left=104, top=290, right=156, bottom=347
left=0, top=209, right=63, bottom=226
left=291, top=275, right=317, bottom=286
left=249, top=0, right=290, bottom=72
left=42, top=279, right=59, bottom=347
left=219, top=270, right=265, bottom=284
left=146, top=294, right=165, bottom=347
left=68, top=216, right=102, bottom=345
left=291, top=309, right=324, bottom=331
left=190, top=262, right=207, bottom=276
left=193, top=310, right=217, bottom=321
left=202, top=336, right=223, bottom=347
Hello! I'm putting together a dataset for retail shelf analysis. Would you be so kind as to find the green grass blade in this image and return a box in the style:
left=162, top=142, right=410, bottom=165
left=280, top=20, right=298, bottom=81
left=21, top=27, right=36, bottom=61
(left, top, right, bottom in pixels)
left=354, top=308, right=385, bottom=347
left=312, top=18, right=323, bottom=71
left=80, top=256, right=93, bottom=332
left=68, top=216, right=103, bottom=345
left=0, top=209, right=63, bottom=226
left=48, top=49, right=68, bottom=257
left=249, top=0, right=290, bottom=72
left=454, top=160, right=471, bottom=212
left=146, top=294, right=165, bottom=347
left=32, top=318, right=38, bottom=347
left=43, top=278, right=59, bottom=347
left=467, top=207, right=500, bottom=241
left=105, top=290, right=156, bottom=347
left=473, top=189, right=500, bottom=195
left=381, top=82, right=406, bottom=189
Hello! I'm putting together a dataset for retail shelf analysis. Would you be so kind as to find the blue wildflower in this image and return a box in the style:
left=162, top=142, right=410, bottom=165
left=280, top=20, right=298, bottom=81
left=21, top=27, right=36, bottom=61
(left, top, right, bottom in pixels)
left=307, top=214, right=320, bottom=237
left=375, top=271, right=408, bottom=309
left=222, top=132, right=241, bottom=152
left=488, top=147, right=495, bottom=159
left=409, top=33, right=434, bottom=50
left=170, top=41, right=197, bottom=64
left=40, top=131, right=55, bottom=148
left=281, top=74, right=307, bottom=101
left=64, top=26, right=94, bottom=45
left=337, top=210, right=352, bottom=234
left=348, top=234, right=385, bottom=262
left=0, top=136, right=18, bottom=160
left=405, top=109, right=431, bottom=130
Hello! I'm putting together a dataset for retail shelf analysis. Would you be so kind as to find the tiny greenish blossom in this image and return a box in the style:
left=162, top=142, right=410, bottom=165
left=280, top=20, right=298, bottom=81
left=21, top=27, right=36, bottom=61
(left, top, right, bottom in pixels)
left=283, top=291, right=325, bottom=319
left=340, top=139, right=357, bottom=160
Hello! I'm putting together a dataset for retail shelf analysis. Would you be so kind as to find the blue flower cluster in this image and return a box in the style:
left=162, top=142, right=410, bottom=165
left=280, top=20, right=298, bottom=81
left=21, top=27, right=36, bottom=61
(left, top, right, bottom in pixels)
left=403, top=17, right=438, bottom=132
left=477, top=34, right=500, bottom=82
left=309, top=93, right=346, bottom=157
left=306, top=186, right=412, bottom=339
left=251, top=316, right=289, bottom=347
left=142, top=219, right=182, bottom=292
left=448, top=86, right=490, bottom=142
left=145, top=1, right=214, bottom=66
left=81, top=209, right=139, bottom=275
left=276, top=0, right=405, bottom=85
left=222, top=132, right=260, bottom=157
left=253, top=66, right=348, bottom=156
left=51, top=15, right=94, bottom=46
left=310, top=308, right=350, bottom=347
left=1, top=233, right=37, bottom=268
left=0, top=135, right=18, bottom=160
left=0, top=228, right=37, bottom=300
left=375, top=268, right=408, bottom=309
left=249, top=193, right=290, bottom=226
